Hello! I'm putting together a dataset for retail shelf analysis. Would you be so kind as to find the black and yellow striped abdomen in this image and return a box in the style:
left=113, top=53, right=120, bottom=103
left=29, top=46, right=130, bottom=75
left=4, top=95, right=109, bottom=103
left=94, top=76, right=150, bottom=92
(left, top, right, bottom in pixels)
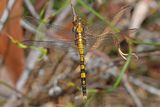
left=79, top=49, right=87, bottom=99
left=77, top=37, right=87, bottom=99
left=75, top=19, right=87, bottom=99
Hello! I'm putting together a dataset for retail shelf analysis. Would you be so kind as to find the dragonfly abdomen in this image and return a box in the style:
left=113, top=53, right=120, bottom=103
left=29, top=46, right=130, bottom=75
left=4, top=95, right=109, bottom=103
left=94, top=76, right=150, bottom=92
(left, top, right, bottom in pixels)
left=80, top=54, right=87, bottom=99
left=77, top=36, right=87, bottom=99
left=77, top=38, right=87, bottom=99
left=74, top=17, right=87, bottom=99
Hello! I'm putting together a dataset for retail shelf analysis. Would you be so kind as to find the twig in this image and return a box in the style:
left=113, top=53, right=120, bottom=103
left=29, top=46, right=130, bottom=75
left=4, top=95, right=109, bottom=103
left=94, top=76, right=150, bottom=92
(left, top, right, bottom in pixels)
left=129, top=76, right=160, bottom=96
left=20, top=19, right=37, bottom=33
left=54, top=0, right=76, bottom=25
left=123, top=75, right=143, bottom=107
left=16, top=50, right=41, bottom=90
left=45, top=0, right=54, bottom=18
left=23, top=0, right=40, bottom=19
left=0, top=80, right=26, bottom=99
left=70, top=0, right=77, bottom=22
left=138, top=50, right=160, bottom=57
left=0, top=0, right=15, bottom=31
left=0, top=80, right=33, bottom=107
left=118, top=46, right=139, bottom=61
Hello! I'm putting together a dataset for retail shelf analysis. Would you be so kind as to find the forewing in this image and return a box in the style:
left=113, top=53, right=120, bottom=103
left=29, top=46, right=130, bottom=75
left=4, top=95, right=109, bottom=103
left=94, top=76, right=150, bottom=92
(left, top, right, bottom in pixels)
left=85, top=28, right=137, bottom=49
left=22, top=16, right=74, bottom=40
left=22, top=39, right=76, bottom=49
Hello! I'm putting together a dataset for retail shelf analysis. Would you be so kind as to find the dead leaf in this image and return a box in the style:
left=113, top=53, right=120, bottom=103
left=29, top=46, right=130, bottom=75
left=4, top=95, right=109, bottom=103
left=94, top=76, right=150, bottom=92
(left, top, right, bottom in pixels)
left=0, top=0, right=24, bottom=84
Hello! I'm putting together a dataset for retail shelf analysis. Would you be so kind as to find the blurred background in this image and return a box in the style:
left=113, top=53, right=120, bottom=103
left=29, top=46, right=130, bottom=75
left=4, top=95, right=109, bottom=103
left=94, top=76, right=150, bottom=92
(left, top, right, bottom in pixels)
left=0, top=0, right=160, bottom=107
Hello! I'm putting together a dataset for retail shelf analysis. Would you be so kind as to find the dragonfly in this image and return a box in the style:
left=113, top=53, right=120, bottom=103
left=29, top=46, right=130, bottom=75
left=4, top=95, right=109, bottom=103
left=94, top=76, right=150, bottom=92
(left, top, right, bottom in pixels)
left=22, top=3, right=135, bottom=99
left=23, top=16, right=135, bottom=100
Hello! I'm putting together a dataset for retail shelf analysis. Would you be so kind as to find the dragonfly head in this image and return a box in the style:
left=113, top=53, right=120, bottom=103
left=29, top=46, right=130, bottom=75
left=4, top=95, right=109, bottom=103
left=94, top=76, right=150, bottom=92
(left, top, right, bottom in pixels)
left=76, top=17, right=86, bottom=26
left=72, top=17, right=86, bottom=34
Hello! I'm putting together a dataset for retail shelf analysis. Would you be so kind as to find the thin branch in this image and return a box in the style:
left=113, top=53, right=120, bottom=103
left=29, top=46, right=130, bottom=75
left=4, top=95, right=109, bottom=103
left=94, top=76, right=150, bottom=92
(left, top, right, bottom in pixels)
left=0, top=0, right=15, bottom=31
left=70, top=0, right=77, bottom=22
left=0, top=80, right=32, bottom=101
left=23, top=0, right=40, bottom=19
left=123, top=75, right=143, bottom=107
left=130, top=76, right=160, bottom=96
left=45, top=0, right=54, bottom=18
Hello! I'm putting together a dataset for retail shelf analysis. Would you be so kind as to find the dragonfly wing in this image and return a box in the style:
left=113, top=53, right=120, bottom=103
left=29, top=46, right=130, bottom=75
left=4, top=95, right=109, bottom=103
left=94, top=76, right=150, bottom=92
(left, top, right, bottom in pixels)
left=85, top=28, right=137, bottom=50
left=23, top=16, right=74, bottom=39
left=22, top=39, right=78, bottom=51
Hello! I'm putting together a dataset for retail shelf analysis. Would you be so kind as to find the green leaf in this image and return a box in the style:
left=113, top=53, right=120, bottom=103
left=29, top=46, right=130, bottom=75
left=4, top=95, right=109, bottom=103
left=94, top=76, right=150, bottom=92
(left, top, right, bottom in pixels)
left=7, top=34, right=28, bottom=49
left=17, top=43, right=28, bottom=49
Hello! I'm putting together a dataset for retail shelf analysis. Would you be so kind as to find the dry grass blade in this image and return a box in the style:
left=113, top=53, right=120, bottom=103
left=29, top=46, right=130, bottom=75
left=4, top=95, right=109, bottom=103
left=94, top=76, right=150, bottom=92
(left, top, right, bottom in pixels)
left=70, top=0, right=77, bottom=22
left=118, top=46, right=139, bottom=60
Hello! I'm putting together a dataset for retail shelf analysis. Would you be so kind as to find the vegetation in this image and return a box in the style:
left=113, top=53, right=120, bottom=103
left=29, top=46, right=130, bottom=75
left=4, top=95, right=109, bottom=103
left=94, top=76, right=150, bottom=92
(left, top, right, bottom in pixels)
left=0, top=0, right=160, bottom=107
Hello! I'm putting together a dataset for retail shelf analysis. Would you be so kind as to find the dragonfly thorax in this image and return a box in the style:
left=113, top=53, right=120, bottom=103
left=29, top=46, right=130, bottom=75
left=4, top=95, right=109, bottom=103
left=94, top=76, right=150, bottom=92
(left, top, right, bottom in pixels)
left=73, top=17, right=86, bottom=46
left=72, top=17, right=86, bottom=34
left=76, top=22, right=83, bottom=33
